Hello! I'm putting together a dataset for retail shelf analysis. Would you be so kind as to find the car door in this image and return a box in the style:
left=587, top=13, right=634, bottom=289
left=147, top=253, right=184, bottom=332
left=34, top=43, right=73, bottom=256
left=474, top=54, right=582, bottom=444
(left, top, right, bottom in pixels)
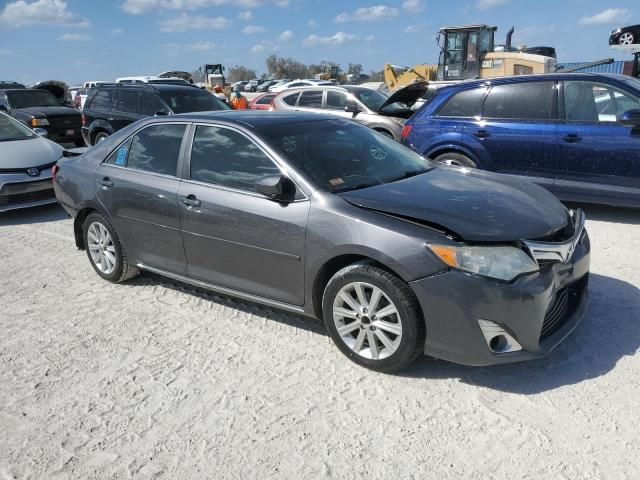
left=95, top=122, right=189, bottom=274
left=110, top=90, right=142, bottom=132
left=556, top=80, right=640, bottom=194
left=294, top=89, right=324, bottom=113
left=178, top=123, right=310, bottom=306
left=474, top=80, right=558, bottom=181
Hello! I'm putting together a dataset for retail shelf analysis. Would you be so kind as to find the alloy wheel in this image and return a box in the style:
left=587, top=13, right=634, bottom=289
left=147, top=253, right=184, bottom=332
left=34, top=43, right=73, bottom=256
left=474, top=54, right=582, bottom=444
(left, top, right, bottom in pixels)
left=87, top=221, right=116, bottom=275
left=619, top=33, right=634, bottom=45
left=332, top=282, right=402, bottom=360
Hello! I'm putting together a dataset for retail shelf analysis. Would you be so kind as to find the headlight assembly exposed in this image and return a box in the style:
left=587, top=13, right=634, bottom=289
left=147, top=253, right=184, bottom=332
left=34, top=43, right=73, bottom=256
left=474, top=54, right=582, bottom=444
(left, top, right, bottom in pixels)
left=428, top=244, right=539, bottom=281
left=31, top=118, right=50, bottom=127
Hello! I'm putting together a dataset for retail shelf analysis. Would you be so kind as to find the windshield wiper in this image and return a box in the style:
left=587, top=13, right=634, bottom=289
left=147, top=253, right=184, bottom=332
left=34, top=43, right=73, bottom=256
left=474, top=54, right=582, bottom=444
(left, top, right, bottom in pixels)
left=386, top=170, right=427, bottom=183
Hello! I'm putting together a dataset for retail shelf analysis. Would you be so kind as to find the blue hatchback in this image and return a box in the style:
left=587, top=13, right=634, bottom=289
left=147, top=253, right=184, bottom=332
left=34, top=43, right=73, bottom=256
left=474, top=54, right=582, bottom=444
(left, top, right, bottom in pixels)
left=402, top=73, right=640, bottom=207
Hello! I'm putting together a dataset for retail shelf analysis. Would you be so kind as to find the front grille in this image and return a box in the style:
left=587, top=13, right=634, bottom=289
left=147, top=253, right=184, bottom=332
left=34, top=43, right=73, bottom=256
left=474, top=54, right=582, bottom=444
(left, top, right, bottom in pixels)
left=47, top=115, right=81, bottom=129
left=0, top=188, right=55, bottom=207
left=540, top=275, right=588, bottom=339
left=0, top=161, right=57, bottom=174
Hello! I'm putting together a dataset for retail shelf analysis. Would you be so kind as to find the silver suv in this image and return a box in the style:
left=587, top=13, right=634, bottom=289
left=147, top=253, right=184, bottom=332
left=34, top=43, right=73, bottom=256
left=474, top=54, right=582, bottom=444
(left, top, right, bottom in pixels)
left=272, top=83, right=427, bottom=141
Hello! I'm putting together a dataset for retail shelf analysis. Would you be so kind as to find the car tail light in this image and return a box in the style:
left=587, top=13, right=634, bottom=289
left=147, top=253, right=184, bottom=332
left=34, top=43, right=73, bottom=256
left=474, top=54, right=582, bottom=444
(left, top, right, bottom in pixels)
left=52, top=164, right=59, bottom=182
left=401, top=125, right=413, bottom=141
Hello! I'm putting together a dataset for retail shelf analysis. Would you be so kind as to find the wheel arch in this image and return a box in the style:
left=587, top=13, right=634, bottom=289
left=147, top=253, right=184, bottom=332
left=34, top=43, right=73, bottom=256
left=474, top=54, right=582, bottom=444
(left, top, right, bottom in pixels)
left=73, top=207, right=96, bottom=249
left=425, top=145, right=480, bottom=165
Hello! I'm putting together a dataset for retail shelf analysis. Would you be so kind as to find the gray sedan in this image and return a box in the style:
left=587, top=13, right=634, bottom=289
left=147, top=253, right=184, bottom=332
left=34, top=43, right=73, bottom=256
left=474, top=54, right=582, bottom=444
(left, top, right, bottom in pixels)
left=0, top=112, right=63, bottom=212
left=54, top=112, right=590, bottom=372
left=272, top=83, right=427, bottom=141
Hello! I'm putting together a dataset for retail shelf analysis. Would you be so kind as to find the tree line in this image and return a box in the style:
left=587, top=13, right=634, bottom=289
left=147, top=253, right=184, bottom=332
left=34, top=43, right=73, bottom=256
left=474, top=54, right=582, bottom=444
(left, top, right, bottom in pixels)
left=192, top=55, right=384, bottom=84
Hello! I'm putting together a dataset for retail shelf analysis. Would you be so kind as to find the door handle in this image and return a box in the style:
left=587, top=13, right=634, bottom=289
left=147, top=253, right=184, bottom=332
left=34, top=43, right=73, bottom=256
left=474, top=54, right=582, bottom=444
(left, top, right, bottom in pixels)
left=563, top=134, right=581, bottom=143
left=99, top=177, right=113, bottom=188
left=181, top=194, right=201, bottom=208
left=474, top=129, right=490, bottom=139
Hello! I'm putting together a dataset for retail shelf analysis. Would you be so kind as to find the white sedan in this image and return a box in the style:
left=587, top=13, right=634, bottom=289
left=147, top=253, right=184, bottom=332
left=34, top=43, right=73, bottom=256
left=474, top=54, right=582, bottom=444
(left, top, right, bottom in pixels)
left=269, top=79, right=333, bottom=93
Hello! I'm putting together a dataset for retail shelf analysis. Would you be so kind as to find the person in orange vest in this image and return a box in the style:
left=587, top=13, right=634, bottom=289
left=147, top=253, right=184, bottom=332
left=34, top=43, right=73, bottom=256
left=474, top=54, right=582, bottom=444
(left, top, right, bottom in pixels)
left=230, top=86, right=248, bottom=110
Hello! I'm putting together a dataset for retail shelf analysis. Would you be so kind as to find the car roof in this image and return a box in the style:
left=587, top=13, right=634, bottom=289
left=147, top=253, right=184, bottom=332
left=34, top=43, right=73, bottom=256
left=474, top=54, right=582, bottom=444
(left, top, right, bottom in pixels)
left=153, top=110, right=343, bottom=129
left=96, top=83, right=201, bottom=92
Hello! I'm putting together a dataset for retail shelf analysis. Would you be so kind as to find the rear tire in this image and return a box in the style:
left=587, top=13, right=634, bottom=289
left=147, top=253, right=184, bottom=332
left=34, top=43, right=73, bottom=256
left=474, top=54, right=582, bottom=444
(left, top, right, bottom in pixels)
left=433, top=152, right=477, bottom=168
left=322, top=263, right=425, bottom=373
left=83, top=213, right=139, bottom=283
left=93, top=131, right=109, bottom=145
left=619, top=32, right=635, bottom=45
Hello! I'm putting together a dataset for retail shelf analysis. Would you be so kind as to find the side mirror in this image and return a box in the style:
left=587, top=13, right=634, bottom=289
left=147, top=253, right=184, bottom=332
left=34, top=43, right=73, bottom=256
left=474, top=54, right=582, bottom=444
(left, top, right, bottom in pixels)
left=33, top=128, right=48, bottom=137
left=255, top=174, right=296, bottom=202
left=345, top=100, right=361, bottom=116
left=618, top=109, right=640, bottom=127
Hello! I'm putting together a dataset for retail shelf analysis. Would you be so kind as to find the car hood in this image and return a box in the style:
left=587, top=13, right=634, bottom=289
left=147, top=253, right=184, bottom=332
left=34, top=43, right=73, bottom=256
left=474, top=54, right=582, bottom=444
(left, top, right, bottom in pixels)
left=339, top=167, right=569, bottom=242
left=0, top=136, right=63, bottom=169
left=380, top=81, right=429, bottom=110
left=16, top=106, right=80, bottom=117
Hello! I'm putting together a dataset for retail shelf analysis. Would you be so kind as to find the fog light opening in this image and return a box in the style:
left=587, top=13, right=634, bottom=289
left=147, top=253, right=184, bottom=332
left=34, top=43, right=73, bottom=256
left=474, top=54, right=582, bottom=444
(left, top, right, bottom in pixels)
left=478, top=319, right=523, bottom=354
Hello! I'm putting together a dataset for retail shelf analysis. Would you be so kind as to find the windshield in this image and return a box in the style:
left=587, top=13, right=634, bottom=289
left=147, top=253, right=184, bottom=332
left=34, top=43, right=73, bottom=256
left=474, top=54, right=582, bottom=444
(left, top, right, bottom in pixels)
left=348, top=87, right=407, bottom=113
left=0, top=113, right=37, bottom=142
left=256, top=119, right=433, bottom=193
left=7, top=90, right=61, bottom=108
left=159, top=90, right=230, bottom=113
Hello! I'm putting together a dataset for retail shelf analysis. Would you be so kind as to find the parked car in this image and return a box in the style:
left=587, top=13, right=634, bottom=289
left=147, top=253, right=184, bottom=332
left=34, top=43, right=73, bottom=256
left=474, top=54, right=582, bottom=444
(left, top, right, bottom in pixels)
left=81, top=83, right=230, bottom=146
left=54, top=111, right=590, bottom=372
left=0, top=88, right=83, bottom=146
left=0, top=81, right=25, bottom=90
left=273, top=82, right=427, bottom=141
left=402, top=73, right=640, bottom=208
left=0, top=112, right=64, bottom=212
left=269, top=80, right=333, bottom=93
left=83, top=81, right=110, bottom=89
left=257, top=80, right=279, bottom=93
left=244, top=80, right=264, bottom=92
left=249, top=92, right=277, bottom=110
left=609, top=24, right=640, bottom=46
left=231, top=81, right=249, bottom=91
left=116, top=76, right=190, bottom=85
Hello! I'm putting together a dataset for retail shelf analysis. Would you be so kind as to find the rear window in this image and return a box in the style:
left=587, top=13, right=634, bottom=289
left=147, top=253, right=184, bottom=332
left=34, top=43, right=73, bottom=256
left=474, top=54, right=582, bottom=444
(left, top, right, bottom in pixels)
left=112, top=90, right=140, bottom=113
left=437, top=88, right=485, bottom=117
left=88, top=90, right=114, bottom=110
left=158, top=89, right=229, bottom=114
left=7, top=90, right=60, bottom=108
left=483, top=81, right=555, bottom=120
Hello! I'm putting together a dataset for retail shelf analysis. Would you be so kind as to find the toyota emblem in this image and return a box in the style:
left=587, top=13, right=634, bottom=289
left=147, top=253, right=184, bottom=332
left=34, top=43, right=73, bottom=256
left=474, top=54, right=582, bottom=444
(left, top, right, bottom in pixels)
left=27, top=167, right=40, bottom=177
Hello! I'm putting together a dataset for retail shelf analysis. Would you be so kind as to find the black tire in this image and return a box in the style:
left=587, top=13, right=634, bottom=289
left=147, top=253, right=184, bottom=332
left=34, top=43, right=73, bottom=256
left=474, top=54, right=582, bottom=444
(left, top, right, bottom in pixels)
left=433, top=152, right=477, bottom=168
left=83, top=212, right=139, bottom=283
left=93, top=131, right=109, bottom=145
left=322, top=263, right=425, bottom=373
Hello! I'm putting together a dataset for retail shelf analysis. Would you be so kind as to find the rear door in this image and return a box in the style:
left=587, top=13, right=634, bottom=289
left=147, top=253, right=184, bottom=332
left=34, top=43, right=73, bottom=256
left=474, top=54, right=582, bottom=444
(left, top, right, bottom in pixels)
left=294, top=89, right=324, bottom=113
left=177, top=123, right=309, bottom=306
left=95, top=122, right=188, bottom=274
left=110, top=90, right=142, bottom=132
left=555, top=80, right=640, bottom=196
left=474, top=80, right=558, bottom=180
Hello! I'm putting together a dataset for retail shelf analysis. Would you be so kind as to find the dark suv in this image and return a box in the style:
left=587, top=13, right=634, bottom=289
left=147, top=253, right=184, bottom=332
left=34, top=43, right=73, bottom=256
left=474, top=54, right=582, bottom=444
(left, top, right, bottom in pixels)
left=0, top=88, right=83, bottom=146
left=82, top=83, right=230, bottom=146
left=402, top=73, right=640, bottom=208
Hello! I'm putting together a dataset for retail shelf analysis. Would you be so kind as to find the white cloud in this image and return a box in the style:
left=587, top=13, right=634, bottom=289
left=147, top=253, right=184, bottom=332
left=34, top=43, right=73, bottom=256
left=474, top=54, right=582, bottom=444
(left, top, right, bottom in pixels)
left=238, top=10, right=252, bottom=20
left=402, top=0, right=425, bottom=13
left=188, top=40, right=217, bottom=50
left=303, top=31, right=357, bottom=47
left=365, top=35, right=375, bottom=42
left=476, top=0, right=509, bottom=10
left=250, top=40, right=276, bottom=53
left=159, top=14, right=231, bottom=32
left=335, top=5, right=399, bottom=23
left=250, top=44, right=266, bottom=53
left=578, top=8, right=630, bottom=26
left=278, top=30, right=294, bottom=42
left=58, top=32, right=91, bottom=41
left=122, top=0, right=287, bottom=15
left=307, top=19, right=318, bottom=28
left=242, top=24, right=265, bottom=34
left=404, top=23, right=426, bottom=34
left=0, top=0, right=89, bottom=27
left=112, top=28, right=124, bottom=35
left=0, top=48, right=12, bottom=55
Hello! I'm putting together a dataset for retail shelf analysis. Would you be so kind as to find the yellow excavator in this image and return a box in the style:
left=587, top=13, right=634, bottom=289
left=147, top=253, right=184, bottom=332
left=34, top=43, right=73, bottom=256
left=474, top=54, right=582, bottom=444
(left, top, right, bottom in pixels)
left=384, top=25, right=557, bottom=91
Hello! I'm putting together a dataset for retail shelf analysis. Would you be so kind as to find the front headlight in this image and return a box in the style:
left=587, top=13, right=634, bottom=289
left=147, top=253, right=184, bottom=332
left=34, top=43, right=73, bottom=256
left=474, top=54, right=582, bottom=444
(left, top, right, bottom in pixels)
left=31, top=118, right=49, bottom=127
left=428, top=244, right=539, bottom=282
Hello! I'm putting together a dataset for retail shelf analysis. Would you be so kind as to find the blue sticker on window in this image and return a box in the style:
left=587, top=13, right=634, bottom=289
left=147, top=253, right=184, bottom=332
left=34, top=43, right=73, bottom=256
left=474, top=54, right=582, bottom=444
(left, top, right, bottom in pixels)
left=115, top=148, right=128, bottom=166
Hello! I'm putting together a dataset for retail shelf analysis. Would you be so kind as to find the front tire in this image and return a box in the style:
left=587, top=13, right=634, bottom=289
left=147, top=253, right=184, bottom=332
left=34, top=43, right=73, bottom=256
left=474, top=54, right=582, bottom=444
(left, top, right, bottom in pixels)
left=433, top=152, right=477, bottom=168
left=619, top=32, right=635, bottom=45
left=83, top=213, right=139, bottom=283
left=93, top=131, right=109, bottom=145
left=322, top=263, right=425, bottom=373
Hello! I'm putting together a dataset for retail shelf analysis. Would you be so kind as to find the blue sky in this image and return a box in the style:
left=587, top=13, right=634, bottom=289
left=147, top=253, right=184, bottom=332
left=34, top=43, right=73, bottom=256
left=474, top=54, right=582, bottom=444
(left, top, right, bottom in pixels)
left=0, top=0, right=638, bottom=85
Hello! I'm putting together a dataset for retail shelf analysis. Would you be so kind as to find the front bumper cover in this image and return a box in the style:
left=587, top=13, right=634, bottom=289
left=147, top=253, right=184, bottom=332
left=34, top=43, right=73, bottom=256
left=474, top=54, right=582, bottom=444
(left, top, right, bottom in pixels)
left=410, top=229, right=591, bottom=366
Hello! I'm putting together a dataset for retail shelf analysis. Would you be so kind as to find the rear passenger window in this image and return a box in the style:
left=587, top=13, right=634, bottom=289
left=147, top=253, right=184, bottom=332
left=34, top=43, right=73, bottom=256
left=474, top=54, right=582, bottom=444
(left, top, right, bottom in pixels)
left=190, top=126, right=280, bottom=192
left=326, top=91, right=347, bottom=110
left=564, top=81, right=640, bottom=123
left=282, top=92, right=300, bottom=106
left=298, top=91, right=323, bottom=108
left=112, top=91, right=140, bottom=113
left=140, top=93, right=166, bottom=115
left=89, top=90, right=113, bottom=110
left=483, top=82, right=555, bottom=120
left=106, top=124, right=186, bottom=176
left=437, top=88, right=485, bottom=117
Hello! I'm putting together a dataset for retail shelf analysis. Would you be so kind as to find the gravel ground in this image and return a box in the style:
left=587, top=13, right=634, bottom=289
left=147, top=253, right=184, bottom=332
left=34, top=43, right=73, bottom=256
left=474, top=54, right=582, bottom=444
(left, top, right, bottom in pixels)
left=1, top=203, right=639, bottom=479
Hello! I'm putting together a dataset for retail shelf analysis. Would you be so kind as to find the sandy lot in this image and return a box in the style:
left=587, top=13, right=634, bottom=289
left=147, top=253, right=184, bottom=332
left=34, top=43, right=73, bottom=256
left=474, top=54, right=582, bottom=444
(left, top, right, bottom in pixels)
left=1, top=203, right=639, bottom=479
